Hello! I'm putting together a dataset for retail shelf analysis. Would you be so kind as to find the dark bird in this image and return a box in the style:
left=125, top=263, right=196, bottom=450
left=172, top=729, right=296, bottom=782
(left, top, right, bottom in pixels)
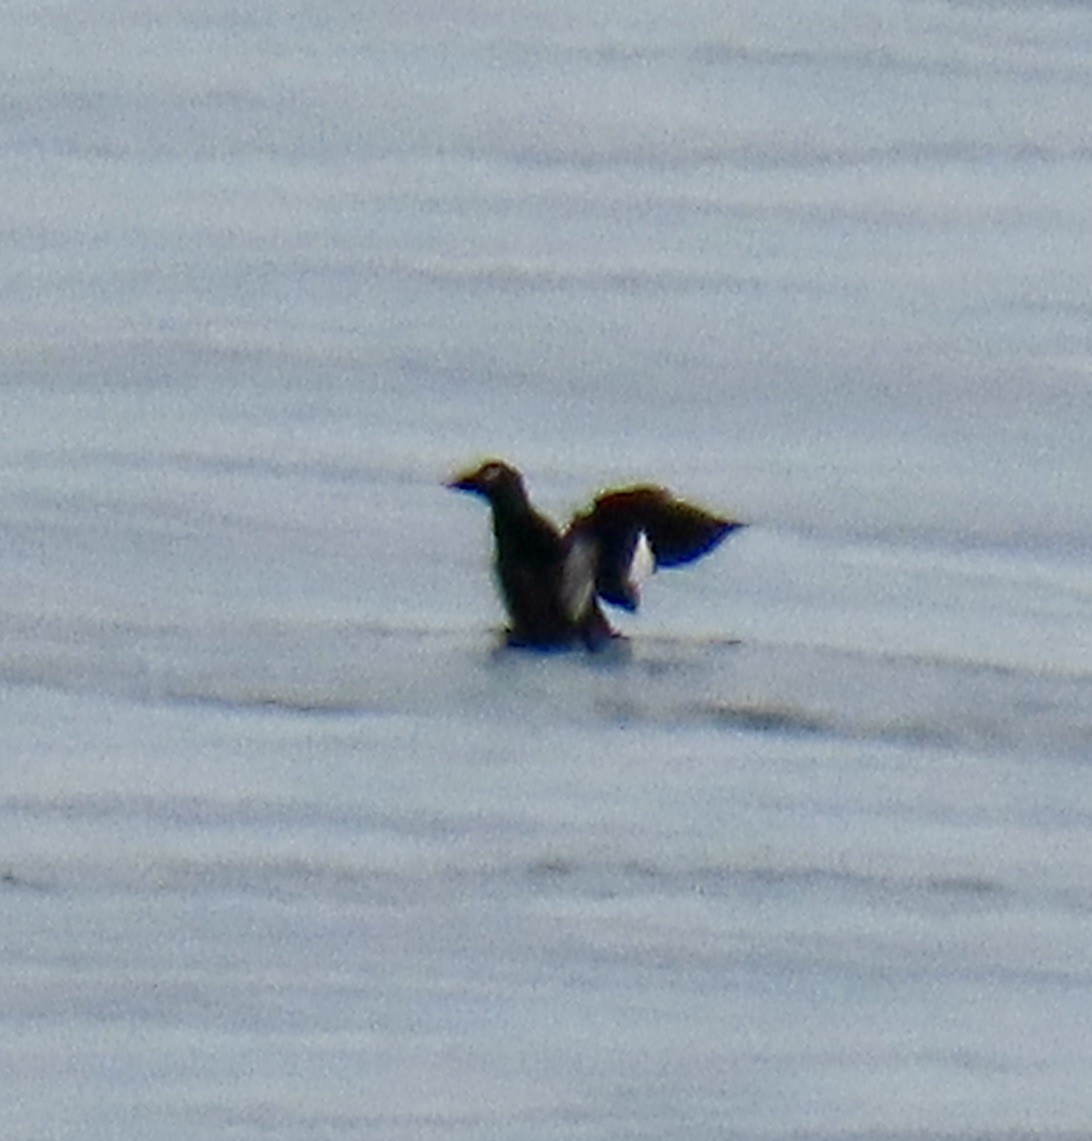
left=447, top=459, right=744, bottom=650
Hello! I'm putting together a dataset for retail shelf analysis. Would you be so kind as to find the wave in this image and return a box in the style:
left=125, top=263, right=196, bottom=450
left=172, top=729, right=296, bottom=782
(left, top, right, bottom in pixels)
left=5, top=795, right=1089, bottom=927
left=3, top=612, right=1089, bottom=762
left=368, top=254, right=769, bottom=296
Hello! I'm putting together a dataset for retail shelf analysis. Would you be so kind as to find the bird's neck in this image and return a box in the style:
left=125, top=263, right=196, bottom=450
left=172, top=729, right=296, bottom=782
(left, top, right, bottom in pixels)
left=487, top=480, right=531, bottom=527
left=488, top=487, right=560, bottom=560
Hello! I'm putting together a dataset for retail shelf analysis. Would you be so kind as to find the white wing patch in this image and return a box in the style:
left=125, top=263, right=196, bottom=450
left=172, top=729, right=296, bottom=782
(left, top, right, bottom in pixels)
left=627, top=529, right=656, bottom=605
left=561, top=531, right=598, bottom=622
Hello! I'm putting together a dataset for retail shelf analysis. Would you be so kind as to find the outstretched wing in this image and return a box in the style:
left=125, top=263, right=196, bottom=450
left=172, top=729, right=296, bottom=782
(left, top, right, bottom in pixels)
left=570, top=486, right=744, bottom=612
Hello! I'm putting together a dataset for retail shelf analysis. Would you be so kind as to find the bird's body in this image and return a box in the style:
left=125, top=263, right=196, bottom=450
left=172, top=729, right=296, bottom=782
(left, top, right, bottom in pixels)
left=448, top=459, right=743, bottom=650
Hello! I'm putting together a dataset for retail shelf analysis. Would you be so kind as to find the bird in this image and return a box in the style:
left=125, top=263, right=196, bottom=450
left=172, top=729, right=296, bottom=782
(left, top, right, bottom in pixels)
left=446, top=459, right=744, bottom=650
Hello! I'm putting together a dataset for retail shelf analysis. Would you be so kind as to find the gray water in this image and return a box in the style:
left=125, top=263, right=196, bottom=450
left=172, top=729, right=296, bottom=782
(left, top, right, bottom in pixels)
left=3, top=1, right=1092, bottom=1137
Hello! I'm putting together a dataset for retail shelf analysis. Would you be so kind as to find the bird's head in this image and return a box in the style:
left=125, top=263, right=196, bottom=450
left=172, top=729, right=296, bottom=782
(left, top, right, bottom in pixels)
left=446, top=459, right=524, bottom=502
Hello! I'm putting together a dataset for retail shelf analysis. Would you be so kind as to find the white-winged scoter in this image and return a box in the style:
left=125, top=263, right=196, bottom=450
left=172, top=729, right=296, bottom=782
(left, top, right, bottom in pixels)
left=447, top=459, right=744, bottom=650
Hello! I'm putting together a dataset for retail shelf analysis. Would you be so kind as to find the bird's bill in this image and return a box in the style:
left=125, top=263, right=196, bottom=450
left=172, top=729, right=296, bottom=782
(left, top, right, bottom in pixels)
left=445, top=467, right=484, bottom=493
